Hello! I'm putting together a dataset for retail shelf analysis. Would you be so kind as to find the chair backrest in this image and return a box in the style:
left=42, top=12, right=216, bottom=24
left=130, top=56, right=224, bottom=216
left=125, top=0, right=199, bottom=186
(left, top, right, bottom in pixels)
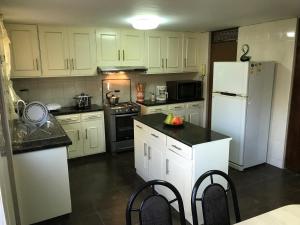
left=191, top=170, right=241, bottom=225
left=126, top=180, right=186, bottom=225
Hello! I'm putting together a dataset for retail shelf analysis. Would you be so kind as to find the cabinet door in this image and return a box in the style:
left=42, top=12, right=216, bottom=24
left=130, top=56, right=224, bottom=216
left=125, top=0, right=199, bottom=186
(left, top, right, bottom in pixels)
left=121, top=30, right=144, bottom=66
left=183, top=33, right=199, bottom=72
left=6, top=24, right=41, bottom=77
left=186, top=102, right=204, bottom=126
left=61, top=123, right=84, bottom=159
left=38, top=26, right=70, bottom=76
left=165, top=32, right=183, bottom=73
left=164, top=150, right=191, bottom=206
left=69, top=28, right=97, bottom=76
left=96, top=29, right=121, bottom=66
left=82, top=119, right=105, bottom=155
left=145, top=31, right=164, bottom=74
left=188, top=112, right=202, bottom=126
left=147, top=142, right=164, bottom=181
left=134, top=137, right=149, bottom=180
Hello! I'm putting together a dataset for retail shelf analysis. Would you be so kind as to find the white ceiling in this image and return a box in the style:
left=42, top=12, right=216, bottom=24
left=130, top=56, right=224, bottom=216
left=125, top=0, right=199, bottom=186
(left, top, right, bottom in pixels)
left=0, top=0, right=299, bottom=32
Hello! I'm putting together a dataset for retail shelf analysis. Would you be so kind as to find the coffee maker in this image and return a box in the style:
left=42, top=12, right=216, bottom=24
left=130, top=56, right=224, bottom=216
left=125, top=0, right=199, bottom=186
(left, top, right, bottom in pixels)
left=156, top=86, right=168, bottom=102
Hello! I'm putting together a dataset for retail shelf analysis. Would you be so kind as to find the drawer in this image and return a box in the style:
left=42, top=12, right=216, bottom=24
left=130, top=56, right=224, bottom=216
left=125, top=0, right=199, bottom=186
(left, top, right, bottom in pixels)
left=147, top=127, right=166, bottom=146
left=134, top=120, right=148, bottom=134
left=147, top=105, right=168, bottom=114
left=167, top=137, right=192, bottom=160
left=56, top=114, right=81, bottom=124
left=81, top=111, right=103, bottom=121
left=168, top=103, right=186, bottom=111
left=186, top=101, right=204, bottom=109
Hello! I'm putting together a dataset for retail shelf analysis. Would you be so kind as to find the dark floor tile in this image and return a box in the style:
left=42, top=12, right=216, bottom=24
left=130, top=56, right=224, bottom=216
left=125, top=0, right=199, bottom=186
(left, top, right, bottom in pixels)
left=36, top=152, right=300, bottom=225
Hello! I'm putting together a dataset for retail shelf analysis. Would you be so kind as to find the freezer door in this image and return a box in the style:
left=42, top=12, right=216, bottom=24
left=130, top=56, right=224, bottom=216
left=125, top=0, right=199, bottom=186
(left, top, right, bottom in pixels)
left=213, top=62, right=249, bottom=96
left=211, top=93, right=247, bottom=166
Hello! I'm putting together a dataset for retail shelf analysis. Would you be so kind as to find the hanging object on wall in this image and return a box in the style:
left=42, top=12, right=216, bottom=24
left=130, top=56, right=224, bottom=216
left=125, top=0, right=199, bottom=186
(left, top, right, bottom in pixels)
left=240, top=44, right=251, bottom=62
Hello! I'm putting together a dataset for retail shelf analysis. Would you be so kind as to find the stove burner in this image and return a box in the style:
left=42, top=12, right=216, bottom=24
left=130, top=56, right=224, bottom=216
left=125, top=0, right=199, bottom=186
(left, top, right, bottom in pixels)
left=104, top=102, right=140, bottom=114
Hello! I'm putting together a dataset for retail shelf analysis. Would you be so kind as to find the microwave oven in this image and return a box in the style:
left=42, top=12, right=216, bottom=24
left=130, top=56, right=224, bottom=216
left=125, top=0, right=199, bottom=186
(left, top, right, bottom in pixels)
left=166, top=80, right=202, bottom=101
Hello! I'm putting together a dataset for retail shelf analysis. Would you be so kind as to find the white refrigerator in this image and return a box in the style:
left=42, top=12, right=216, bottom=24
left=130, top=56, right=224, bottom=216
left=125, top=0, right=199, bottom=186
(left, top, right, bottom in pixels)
left=211, top=62, right=275, bottom=171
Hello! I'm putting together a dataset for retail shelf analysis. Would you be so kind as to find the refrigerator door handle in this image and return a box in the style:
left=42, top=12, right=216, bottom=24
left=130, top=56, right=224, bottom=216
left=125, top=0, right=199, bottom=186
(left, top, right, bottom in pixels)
left=214, top=91, right=247, bottom=98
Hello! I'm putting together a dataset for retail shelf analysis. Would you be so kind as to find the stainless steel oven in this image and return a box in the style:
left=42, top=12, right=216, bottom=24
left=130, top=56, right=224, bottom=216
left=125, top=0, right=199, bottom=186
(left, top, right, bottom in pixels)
left=104, top=102, right=140, bottom=153
left=115, top=112, right=137, bottom=142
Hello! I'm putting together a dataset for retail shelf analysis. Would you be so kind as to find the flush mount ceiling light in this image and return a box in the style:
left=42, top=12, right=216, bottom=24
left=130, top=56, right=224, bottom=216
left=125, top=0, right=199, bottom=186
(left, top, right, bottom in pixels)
left=129, top=16, right=161, bottom=30
left=286, top=31, right=295, bottom=38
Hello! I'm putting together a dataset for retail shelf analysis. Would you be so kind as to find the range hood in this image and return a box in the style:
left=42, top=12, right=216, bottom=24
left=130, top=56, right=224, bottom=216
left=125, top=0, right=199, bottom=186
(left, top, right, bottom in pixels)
left=97, top=66, right=147, bottom=74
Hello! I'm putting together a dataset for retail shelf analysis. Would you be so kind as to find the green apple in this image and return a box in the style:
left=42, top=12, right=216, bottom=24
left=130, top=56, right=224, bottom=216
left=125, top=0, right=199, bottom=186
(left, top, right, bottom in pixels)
left=164, top=113, right=174, bottom=124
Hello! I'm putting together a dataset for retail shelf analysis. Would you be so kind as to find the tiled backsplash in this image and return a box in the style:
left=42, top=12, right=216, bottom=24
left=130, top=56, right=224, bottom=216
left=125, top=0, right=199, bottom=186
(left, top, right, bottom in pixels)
left=13, top=73, right=200, bottom=107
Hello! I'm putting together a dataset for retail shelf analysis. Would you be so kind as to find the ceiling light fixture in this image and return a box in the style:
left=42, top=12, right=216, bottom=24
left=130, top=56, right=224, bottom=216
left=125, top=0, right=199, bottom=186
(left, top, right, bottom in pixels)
left=286, top=31, right=295, bottom=38
left=129, top=16, right=161, bottom=30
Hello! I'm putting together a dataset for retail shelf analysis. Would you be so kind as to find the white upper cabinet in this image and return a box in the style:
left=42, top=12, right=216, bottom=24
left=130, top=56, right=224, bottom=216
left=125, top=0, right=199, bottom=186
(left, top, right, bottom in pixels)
left=121, top=30, right=144, bottom=66
left=96, top=29, right=121, bottom=66
left=96, top=29, right=144, bottom=67
left=145, top=31, right=164, bottom=74
left=39, top=26, right=96, bottom=77
left=69, top=28, right=97, bottom=75
left=165, top=32, right=183, bottom=73
left=6, top=24, right=41, bottom=78
left=145, top=31, right=183, bottom=74
left=183, top=33, right=199, bottom=72
left=39, top=26, right=70, bottom=76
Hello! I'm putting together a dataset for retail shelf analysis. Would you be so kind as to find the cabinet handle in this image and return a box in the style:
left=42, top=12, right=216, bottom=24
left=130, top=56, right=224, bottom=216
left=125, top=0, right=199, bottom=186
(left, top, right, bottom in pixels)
left=123, top=50, right=125, bottom=61
left=174, top=106, right=183, bottom=109
left=171, top=144, right=182, bottom=151
left=136, top=125, right=142, bottom=129
left=184, top=58, right=187, bottom=68
left=72, top=58, right=75, bottom=70
left=36, top=58, right=39, bottom=70
left=77, top=130, right=80, bottom=140
left=85, top=129, right=88, bottom=139
left=165, top=58, right=168, bottom=68
left=162, top=58, right=164, bottom=68
left=166, top=159, right=169, bottom=174
left=144, top=143, right=147, bottom=156
left=189, top=114, right=192, bottom=122
left=148, top=146, right=151, bottom=160
left=151, top=133, right=158, bottom=138
left=118, top=50, right=120, bottom=61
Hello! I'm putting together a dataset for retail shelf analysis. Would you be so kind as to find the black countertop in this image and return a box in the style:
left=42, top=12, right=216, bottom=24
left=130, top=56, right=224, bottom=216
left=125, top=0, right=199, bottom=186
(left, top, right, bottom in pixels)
left=136, top=98, right=204, bottom=107
left=134, top=113, right=229, bottom=147
left=12, top=115, right=72, bottom=154
left=51, top=104, right=103, bottom=116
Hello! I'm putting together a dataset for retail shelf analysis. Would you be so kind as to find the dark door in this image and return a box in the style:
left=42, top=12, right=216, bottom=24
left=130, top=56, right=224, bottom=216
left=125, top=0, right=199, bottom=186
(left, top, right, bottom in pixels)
left=206, top=28, right=238, bottom=128
left=285, top=20, right=300, bottom=172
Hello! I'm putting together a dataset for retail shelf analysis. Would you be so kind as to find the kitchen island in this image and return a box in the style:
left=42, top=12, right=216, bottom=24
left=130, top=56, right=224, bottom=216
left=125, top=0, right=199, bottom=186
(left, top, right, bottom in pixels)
left=12, top=115, right=72, bottom=225
left=134, top=113, right=231, bottom=224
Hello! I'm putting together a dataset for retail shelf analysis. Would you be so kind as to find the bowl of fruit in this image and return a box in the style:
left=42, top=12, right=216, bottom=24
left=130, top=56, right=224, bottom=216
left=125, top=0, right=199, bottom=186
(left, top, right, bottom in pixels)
left=164, top=113, right=184, bottom=127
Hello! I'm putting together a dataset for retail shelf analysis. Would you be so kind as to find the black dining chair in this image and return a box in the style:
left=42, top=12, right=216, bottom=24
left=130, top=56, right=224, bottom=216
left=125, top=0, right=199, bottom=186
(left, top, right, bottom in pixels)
left=126, top=179, right=186, bottom=225
left=191, top=170, right=241, bottom=225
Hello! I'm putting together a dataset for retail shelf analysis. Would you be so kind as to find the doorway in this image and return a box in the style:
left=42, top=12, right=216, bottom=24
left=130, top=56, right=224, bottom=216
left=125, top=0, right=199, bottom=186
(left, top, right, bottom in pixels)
left=206, top=28, right=238, bottom=128
left=285, top=19, right=300, bottom=172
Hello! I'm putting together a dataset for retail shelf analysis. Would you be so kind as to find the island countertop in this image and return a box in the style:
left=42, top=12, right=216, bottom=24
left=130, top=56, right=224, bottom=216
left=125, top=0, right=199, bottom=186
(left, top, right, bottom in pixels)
left=134, top=113, right=229, bottom=147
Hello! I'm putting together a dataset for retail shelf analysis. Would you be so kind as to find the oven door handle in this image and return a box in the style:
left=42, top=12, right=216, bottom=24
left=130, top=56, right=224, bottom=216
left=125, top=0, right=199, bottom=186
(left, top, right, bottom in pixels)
left=115, top=113, right=138, bottom=118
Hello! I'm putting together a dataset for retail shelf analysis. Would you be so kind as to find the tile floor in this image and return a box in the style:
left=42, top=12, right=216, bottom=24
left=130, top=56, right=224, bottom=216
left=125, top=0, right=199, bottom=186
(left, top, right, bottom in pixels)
left=35, top=152, right=300, bottom=225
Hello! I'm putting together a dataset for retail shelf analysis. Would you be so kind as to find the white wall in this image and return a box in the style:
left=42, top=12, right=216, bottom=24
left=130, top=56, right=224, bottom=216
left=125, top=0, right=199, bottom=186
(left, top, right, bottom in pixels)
left=237, top=18, right=297, bottom=168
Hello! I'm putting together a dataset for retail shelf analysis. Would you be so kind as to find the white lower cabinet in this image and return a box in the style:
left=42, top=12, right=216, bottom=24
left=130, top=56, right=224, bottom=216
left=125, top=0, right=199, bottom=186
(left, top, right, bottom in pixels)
left=134, top=119, right=231, bottom=224
left=61, top=122, right=83, bottom=158
left=56, top=111, right=106, bottom=159
left=134, top=121, right=165, bottom=181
